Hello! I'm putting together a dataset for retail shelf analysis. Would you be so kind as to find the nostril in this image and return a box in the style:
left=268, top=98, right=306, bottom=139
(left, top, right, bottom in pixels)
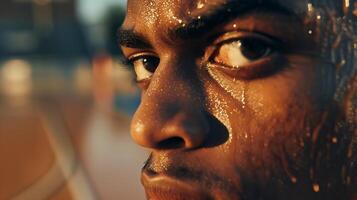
left=157, top=137, right=185, bottom=149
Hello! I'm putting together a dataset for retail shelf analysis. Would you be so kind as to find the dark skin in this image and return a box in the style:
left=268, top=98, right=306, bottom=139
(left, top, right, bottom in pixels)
left=119, top=0, right=354, bottom=199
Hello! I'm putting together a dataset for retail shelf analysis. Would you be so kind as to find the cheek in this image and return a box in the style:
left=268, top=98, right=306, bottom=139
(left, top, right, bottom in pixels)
left=205, top=57, right=320, bottom=135
left=241, top=78, right=313, bottom=170
left=245, top=57, right=322, bottom=137
left=203, top=57, right=324, bottom=171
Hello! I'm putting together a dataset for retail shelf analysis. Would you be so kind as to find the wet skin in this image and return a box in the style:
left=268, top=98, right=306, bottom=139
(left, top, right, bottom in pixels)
left=119, top=0, right=350, bottom=199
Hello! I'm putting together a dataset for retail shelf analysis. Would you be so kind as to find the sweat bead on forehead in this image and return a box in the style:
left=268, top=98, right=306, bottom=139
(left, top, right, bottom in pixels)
left=124, top=0, right=320, bottom=35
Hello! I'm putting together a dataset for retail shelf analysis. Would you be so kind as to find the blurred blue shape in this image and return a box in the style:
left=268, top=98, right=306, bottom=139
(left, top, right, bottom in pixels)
left=114, top=91, right=141, bottom=116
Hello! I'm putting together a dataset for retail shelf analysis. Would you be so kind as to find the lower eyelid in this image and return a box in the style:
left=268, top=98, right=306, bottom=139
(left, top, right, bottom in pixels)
left=136, top=77, right=151, bottom=89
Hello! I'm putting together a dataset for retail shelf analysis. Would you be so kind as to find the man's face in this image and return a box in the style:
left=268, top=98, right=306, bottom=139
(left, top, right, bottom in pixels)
left=120, top=0, right=339, bottom=199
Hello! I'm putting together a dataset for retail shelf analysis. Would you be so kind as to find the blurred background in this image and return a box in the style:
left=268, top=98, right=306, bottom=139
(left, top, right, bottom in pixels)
left=0, top=0, right=148, bottom=199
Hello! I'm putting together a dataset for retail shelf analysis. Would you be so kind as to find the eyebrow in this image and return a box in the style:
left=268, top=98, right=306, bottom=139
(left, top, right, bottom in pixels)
left=117, top=29, right=152, bottom=49
left=171, top=0, right=294, bottom=41
left=118, top=0, right=294, bottom=48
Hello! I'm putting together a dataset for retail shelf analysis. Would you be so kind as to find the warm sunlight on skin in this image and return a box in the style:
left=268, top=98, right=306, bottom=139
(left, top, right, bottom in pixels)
left=119, top=0, right=357, bottom=199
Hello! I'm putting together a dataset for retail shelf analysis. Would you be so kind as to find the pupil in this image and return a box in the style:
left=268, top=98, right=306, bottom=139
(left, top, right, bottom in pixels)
left=240, top=39, right=270, bottom=60
left=143, top=57, right=159, bottom=73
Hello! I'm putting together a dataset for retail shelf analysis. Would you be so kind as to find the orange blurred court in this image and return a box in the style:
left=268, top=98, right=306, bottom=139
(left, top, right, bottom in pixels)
left=0, top=0, right=149, bottom=199
left=0, top=57, right=147, bottom=200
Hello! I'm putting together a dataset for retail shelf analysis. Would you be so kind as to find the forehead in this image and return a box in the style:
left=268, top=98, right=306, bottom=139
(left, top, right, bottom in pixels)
left=123, top=0, right=310, bottom=31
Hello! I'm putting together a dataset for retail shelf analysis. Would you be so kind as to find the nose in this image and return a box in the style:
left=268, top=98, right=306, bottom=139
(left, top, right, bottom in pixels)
left=130, top=59, right=209, bottom=150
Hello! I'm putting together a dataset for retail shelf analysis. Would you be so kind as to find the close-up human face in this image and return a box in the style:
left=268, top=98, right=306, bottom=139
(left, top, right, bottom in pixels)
left=119, top=0, right=356, bottom=199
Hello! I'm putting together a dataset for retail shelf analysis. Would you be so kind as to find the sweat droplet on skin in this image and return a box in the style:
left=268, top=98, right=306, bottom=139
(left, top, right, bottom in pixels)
left=142, top=0, right=159, bottom=26
left=206, top=63, right=247, bottom=107
left=197, top=1, right=205, bottom=9
left=134, top=121, right=144, bottom=134
left=241, top=88, right=246, bottom=109
left=205, top=87, right=233, bottom=144
left=244, top=132, right=248, bottom=139
left=170, top=17, right=184, bottom=25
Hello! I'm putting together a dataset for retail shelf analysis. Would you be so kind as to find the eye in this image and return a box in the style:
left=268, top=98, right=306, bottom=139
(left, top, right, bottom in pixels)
left=212, top=37, right=274, bottom=68
left=128, top=54, right=160, bottom=82
left=206, top=33, right=285, bottom=80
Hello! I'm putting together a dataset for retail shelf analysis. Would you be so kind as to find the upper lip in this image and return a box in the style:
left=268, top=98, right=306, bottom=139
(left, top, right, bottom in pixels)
left=141, top=169, right=211, bottom=200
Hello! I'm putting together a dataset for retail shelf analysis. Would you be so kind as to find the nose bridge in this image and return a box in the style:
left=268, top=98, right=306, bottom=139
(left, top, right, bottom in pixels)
left=141, top=56, right=197, bottom=111
left=143, top=55, right=203, bottom=116
left=131, top=56, right=209, bottom=149
left=154, top=54, right=201, bottom=101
